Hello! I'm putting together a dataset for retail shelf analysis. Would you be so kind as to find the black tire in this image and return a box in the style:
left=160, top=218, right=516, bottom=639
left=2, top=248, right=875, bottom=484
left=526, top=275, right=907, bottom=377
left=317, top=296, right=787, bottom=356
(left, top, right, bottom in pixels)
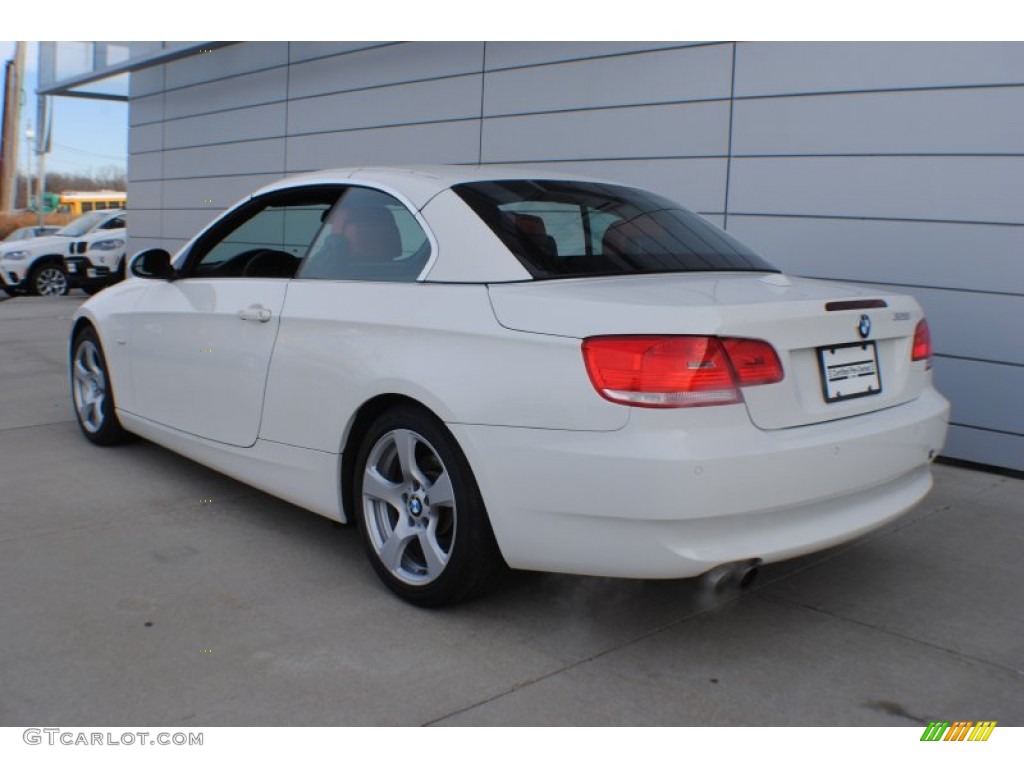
left=353, top=404, right=505, bottom=607
left=70, top=326, right=130, bottom=445
left=29, top=261, right=70, bottom=297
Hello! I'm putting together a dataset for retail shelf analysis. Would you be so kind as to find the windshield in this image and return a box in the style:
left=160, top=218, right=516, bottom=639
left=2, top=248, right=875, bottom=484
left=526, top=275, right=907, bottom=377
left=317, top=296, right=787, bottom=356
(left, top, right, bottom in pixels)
left=57, top=211, right=110, bottom=237
left=453, top=180, right=778, bottom=279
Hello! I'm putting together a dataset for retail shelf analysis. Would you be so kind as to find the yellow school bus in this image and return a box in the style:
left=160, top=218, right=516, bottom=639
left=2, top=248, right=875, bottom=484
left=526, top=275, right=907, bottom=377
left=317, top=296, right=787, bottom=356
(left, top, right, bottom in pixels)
left=58, top=190, right=127, bottom=216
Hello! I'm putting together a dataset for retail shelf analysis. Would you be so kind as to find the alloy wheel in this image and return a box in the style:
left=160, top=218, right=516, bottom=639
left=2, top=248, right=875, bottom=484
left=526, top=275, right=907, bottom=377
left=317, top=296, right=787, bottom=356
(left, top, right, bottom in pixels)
left=72, top=339, right=107, bottom=433
left=361, top=428, right=457, bottom=586
left=36, top=267, right=68, bottom=296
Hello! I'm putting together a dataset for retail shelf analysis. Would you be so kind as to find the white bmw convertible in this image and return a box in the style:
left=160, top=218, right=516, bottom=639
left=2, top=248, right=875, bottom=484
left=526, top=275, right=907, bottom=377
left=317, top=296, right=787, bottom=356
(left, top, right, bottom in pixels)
left=70, top=166, right=950, bottom=605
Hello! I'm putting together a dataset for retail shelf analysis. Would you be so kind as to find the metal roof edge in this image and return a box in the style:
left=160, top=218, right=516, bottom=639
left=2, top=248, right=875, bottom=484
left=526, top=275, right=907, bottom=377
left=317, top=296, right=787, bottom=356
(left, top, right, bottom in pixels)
left=37, top=41, right=236, bottom=97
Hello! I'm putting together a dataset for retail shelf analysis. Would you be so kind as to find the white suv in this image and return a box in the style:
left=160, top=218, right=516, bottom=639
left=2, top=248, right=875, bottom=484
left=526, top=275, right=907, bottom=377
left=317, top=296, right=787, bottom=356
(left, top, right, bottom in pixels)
left=0, top=210, right=127, bottom=296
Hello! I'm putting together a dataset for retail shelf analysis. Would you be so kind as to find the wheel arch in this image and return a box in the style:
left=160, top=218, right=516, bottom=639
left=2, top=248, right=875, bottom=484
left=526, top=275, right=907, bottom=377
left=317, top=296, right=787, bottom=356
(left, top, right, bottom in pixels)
left=70, top=315, right=97, bottom=354
left=340, top=393, right=448, bottom=526
left=31, top=253, right=68, bottom=274
left=34, top=253, right=67, bottom=266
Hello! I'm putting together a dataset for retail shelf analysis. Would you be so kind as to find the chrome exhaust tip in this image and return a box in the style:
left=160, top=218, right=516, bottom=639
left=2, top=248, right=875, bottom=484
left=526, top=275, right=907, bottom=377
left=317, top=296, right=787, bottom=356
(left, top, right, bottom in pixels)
left=736, top=563, right=759, bottom=589
left=700, top=559, right=762, bottom=592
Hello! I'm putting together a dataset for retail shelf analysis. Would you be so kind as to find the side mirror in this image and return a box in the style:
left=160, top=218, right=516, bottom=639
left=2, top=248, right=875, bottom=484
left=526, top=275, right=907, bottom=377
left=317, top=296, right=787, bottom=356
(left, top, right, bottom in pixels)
left=130, top=248, right=176, bottom=280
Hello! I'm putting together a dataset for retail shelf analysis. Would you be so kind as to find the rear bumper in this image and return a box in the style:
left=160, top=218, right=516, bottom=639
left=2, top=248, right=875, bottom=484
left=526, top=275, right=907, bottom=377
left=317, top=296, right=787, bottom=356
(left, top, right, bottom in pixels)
left=450, top=387, right=950, bottom=578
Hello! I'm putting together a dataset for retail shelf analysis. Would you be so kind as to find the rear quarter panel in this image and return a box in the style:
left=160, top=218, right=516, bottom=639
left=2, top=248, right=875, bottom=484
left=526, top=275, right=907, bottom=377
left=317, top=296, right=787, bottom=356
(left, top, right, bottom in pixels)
left=258, top=281, right=628, bottom=453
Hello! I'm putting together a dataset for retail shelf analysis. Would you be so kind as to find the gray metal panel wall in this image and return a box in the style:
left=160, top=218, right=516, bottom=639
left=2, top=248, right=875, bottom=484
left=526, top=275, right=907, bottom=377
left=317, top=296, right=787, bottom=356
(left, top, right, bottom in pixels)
left=728, top=42, right=1023, bottom=471
left=127, top=41, right=1024, bottom=470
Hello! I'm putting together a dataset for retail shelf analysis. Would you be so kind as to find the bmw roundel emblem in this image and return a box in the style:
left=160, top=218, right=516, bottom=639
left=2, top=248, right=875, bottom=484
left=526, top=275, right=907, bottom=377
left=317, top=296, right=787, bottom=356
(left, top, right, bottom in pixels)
left=858, top=314, right=872, bottom=339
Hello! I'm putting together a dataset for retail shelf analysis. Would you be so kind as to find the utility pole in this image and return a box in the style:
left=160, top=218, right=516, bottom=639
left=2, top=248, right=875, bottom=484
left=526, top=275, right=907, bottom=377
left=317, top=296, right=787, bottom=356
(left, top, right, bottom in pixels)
left=36, top=145, right=47, bottom=226
left=36, top=95, right=50, bottom=228
left=0, top=42, right=26, bottom=212
left=24, top=124, right=33, bottom=209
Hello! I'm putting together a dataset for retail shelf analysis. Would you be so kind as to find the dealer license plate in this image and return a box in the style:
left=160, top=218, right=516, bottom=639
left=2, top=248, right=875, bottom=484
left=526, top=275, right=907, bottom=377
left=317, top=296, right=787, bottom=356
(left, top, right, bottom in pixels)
left=818, top=341, right=882, bottom=403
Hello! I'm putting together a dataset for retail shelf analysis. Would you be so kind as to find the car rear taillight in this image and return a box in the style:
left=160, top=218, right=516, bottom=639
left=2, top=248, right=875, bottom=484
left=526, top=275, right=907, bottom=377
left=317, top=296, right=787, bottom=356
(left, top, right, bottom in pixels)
left=721, top=338, right=784, bottom=386
left=912, top=319, right=933, bottom=368
left=581, top=336, right=783, bottom=408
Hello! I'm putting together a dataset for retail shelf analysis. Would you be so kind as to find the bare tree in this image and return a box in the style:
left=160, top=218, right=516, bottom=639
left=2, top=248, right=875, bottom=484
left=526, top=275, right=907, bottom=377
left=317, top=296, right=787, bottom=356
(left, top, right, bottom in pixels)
left=13, top=169, right=127, bottom=207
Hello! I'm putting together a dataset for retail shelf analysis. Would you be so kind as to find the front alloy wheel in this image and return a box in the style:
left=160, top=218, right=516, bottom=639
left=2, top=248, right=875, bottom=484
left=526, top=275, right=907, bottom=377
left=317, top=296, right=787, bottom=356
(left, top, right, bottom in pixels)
left=32, top=264, right=69, bottom=296
left=355, top=406, right=504, bottom=606
left=71, top=327, right=129, bottom=445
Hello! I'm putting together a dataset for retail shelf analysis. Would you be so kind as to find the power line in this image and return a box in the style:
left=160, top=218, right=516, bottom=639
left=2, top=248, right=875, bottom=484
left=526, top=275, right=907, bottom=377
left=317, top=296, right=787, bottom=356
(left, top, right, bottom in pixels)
left=51, top=142, right=125, bottom=162
left=35, top=156, right=125, bottom=173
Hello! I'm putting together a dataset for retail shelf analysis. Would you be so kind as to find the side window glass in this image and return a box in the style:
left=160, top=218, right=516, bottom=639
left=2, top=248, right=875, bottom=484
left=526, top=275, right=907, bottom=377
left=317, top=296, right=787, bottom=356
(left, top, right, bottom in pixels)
left=102, top=217, right=125, bottom=230
left=299, top=187, right=430, bottom=282
left=191, top=190, right=341, bottom=278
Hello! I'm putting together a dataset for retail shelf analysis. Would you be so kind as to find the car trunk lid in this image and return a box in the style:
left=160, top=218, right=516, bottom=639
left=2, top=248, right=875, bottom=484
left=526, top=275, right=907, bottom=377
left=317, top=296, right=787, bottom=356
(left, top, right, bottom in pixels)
left=487, top=272, right=928, bottom=430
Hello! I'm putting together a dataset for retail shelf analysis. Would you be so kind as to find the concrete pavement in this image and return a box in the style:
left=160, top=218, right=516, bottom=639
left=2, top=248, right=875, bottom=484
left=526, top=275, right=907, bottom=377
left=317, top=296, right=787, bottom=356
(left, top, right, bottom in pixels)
left=1, top=296, right=1021, bottom=725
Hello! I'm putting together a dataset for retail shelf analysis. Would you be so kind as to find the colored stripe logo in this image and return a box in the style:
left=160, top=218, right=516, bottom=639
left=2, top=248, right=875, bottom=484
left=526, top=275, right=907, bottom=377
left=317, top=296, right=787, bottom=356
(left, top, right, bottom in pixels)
left=920, top=721, right=997, bottom=741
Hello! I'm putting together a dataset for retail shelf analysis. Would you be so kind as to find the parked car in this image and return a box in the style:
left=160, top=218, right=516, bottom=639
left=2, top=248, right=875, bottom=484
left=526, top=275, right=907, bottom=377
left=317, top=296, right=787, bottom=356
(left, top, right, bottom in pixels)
left=68, top=166, right=950, bottom=606
left=0, top=209, right=126, bottom=296
left=63, top=212, right=128, bottom=295
left=3, top=225, right=61, bottom=243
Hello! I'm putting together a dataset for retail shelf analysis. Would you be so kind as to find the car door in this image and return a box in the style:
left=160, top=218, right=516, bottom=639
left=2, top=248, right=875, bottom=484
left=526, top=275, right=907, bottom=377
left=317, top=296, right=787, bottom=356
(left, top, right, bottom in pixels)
left=258, top=185, right=435, bottom=451
left=128, top=186, right=343, bottom=447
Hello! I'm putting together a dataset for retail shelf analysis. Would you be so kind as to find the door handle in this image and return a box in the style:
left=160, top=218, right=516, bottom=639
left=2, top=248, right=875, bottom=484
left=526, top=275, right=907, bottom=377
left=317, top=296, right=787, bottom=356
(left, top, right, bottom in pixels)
left=237, top=305, right=272, bottom=323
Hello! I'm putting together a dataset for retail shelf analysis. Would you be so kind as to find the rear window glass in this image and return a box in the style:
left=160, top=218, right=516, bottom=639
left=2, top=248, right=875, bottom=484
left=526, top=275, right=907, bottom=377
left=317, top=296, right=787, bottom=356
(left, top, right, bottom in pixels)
left=453, top=180, right=778, bottom=279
